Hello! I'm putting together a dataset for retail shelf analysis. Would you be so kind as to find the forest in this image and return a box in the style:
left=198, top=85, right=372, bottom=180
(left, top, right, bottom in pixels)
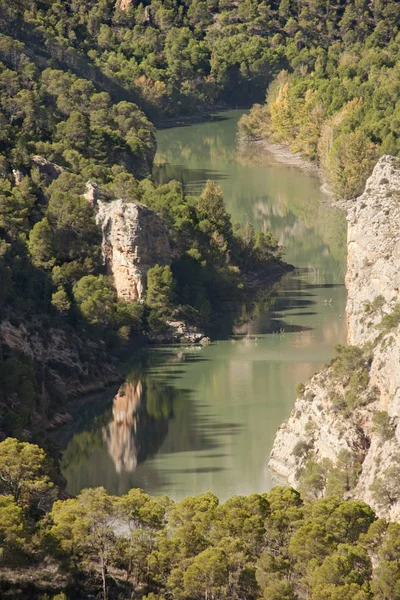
left=1, top=438, right=400, bottom=600
left=1, top=0, right=399, bottom=197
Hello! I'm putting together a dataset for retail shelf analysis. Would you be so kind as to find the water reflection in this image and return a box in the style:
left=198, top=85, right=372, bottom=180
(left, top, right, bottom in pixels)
left=60, top=110, right=347, bottom=500
left=60, top=351, right=223, bottom=496
left=103, top=380, right=168, bottom=474
left=153, top=110, right=346, bottom=284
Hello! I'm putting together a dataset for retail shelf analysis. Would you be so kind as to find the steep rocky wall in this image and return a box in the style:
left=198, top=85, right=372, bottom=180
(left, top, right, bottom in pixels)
left=96, top=199, right=172, bottom=301
left=269, top=156, right=400, bottom=519
left=346, top=155, right=400, bottom=345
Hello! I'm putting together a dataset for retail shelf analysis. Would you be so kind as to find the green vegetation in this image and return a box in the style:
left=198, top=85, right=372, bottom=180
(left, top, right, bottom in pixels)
left=0, top=0, right=397, bottom=437
left=370, top=455, right=400, bottom=511
left=378, top=304, right=400, bottom=334
left=0, top=0, right=298, bottom=438
left=0, top=438, right=400, bottom=600
left=238, top=3, right=400, bottom=198
left=329, top=344, right=372, bottom=412
left=372, top=411, right=396, bottom=442
left=298, top=450, right=361, bottom=501
left=295, top=382, right=306, bottom=398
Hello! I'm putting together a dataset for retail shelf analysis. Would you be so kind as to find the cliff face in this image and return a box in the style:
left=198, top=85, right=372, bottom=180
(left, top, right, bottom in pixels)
left=269, top=156, right=400, bottom=519
left=96, top=199, right=172, bottom=301
left=346, top=155, right=400, bottom=345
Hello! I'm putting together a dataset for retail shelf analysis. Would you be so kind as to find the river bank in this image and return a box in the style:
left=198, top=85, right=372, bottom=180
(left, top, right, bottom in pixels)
left=257, top=139, right=337, bottom=200
left=244, top=137, right=351, bottom=212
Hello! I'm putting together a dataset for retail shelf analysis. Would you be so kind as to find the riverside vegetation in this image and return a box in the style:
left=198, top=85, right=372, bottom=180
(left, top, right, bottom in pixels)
left=2, top=438, right=400, bottom=600
left=0, top=0, right=289, bottom=439
left=237, top=2, right=400, bottom=199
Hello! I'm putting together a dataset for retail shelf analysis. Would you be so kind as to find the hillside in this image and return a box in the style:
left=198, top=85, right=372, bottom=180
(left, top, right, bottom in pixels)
left=1, top=438, right=400, bottom=600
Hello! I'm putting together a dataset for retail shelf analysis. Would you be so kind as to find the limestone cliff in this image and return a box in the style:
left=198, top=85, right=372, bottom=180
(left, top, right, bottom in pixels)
left=269, top=156, right=400, bottom=519
left=346, top=155, right=400, bottom=345
left=96, top=199, right=172, bottom=301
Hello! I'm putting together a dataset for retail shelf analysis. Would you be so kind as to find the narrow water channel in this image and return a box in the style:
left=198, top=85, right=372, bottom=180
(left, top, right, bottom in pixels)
left=60, top=110, right=347, bottom=501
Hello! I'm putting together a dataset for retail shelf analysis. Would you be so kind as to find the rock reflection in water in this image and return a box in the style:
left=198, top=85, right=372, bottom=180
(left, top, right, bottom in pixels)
left=103, top=380, right=169, bottom=474
left=103, top=381, right=142, bottom=473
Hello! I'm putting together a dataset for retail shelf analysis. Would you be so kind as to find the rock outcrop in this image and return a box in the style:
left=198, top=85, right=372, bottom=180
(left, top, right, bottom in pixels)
left=1, top=319, right=120, bottom=399
left=269, top=156, right=400, bottom=519
left=115, top=0, right=133, bottom=10
left=346, top=155, right=400, bottom=345
left=83, top=181, right=111, bottom=208
left=96, top=199, right=172, bottom=301
left=31, top=155, right=66, bottom=182
left=150, top=319, right=210, bottom=345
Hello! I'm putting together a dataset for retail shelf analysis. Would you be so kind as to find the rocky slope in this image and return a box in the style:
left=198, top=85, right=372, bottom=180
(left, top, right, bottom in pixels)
left=269, top=156, right=400, bottom=519
left=1, top=319, right=120, bottom=400
left=346, top=155, right=400, bottom=345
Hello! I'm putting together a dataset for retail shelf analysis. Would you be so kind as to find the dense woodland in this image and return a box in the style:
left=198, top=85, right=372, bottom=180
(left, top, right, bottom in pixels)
left=237, top=1, right=400, bottom=197
left=1, top=438, right=400, bottom=600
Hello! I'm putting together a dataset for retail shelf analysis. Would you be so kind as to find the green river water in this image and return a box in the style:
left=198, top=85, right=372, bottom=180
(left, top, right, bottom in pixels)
left=60, top=110, right=347, bottom=501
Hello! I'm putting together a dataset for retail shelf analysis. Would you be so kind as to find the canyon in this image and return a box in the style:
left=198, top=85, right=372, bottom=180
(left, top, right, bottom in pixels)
left=269, top=155, right=400, bottom=519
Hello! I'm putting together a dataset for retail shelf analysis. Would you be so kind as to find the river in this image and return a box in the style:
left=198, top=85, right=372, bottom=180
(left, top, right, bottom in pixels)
left=59, top=110, right=347, bottom=501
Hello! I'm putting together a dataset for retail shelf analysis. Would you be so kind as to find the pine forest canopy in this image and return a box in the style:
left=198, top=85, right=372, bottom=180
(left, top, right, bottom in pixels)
left=0, top=438, right=399, bottom=600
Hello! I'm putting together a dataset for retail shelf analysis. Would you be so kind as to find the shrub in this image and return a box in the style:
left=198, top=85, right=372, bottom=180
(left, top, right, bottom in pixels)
left=372, top=411, right=396, bottom=442
left=378, top=304, right=400, bottom=334
left=293, top=440, right=312, bottom=458
left=295, top=382, right=306, bottom=398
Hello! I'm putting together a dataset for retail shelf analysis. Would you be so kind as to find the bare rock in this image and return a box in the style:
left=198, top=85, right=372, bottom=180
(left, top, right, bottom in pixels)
left=83, top=181, right=110, bottom=208
left=31, top=155, right=66, bottom=182
left=96, top=199, right=172, bottom=301
left=116, top=0, right=133, bottom=10
left=166, top=320, right=205, bottom=344
left=12, top=169, right=24, bottom=185
left=346, top=155, right=400, bottom=345
left=0, top=319, right=119, bottom=398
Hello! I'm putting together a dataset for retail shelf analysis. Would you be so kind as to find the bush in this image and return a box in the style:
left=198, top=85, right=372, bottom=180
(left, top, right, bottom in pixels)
left=378, top=304, right=400, bottom=334
left=73, top=275, right=117, bottom=327
left=293, top=440, right=311, bottom=458
left=372, top=411, right=396, bottom=442
left=295, top=382, right=306, bottom=398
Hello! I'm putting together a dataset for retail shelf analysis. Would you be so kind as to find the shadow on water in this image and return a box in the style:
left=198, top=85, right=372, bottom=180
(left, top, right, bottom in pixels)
left=57, top=349, right=229, bottom=496
left=166, top=467, right=226, bottom=475
left=153, top=163, right=228, bottom=189
left=158, top=114, right=230, bottom=130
